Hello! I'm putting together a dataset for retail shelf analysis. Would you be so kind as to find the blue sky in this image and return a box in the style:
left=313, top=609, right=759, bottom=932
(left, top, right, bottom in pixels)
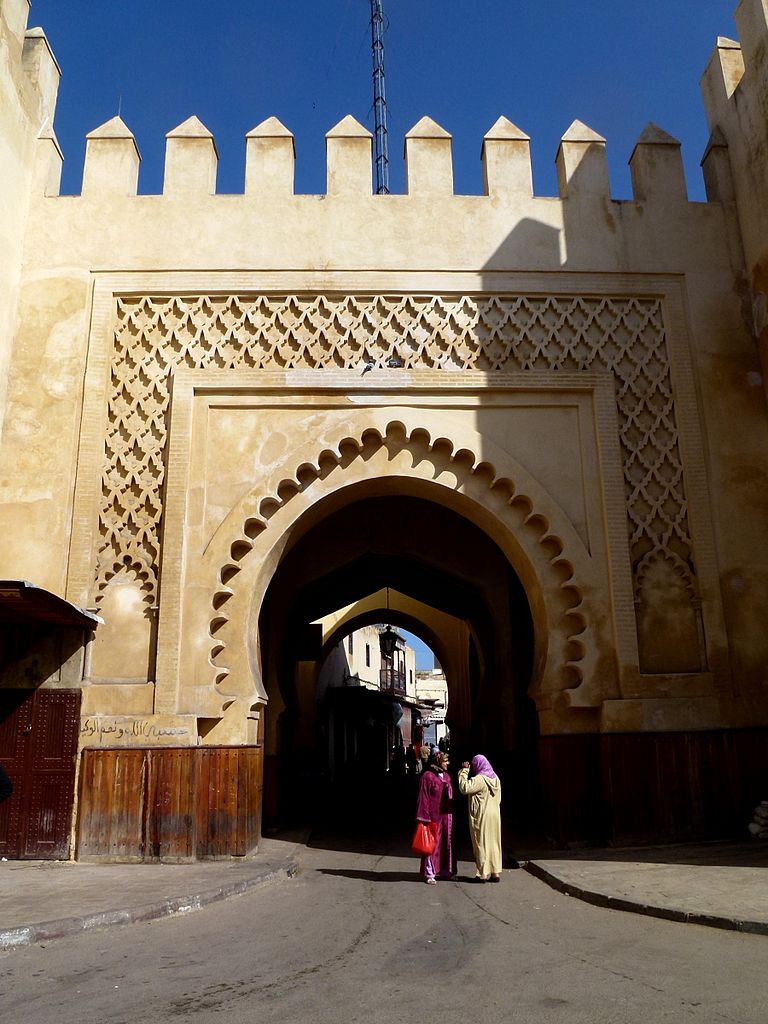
left=34, top=1, right=738, bottom=200
left=400, top=631, right=436, bottom=671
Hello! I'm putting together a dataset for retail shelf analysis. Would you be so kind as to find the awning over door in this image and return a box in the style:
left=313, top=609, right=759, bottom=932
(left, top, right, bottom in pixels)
left=0, top=580, right=103, bottom=629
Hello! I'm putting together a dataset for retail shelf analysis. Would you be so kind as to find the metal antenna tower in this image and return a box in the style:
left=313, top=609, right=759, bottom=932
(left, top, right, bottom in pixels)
left=370, top=0, right=390, bottom=195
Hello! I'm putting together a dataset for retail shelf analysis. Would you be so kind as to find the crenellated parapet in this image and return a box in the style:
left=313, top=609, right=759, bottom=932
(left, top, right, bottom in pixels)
left=701, top=35, right=745, bottom=115
left=21, top=26, right=60, bottom=124
left=700, top=7, right=768, bottom=209
left=700, top=126, right=735, bottom=203
left=556, top=120, right=609, bottom=197
left=629, top=124, right=687, bottom=203
left=83, top=117, right=140, bottom=197
left=482, top=117, right=532, bottom=197
left=164, top=115, right=218, bottom=195
left=404, top=116, right=453, bottom=195
left=1, top=0, right=61, bottom=124
left=246, top=117, right=295, bottom=195
left=326, top=115, right=372, bottom=195
left=41, top=111, right=715, bottom=208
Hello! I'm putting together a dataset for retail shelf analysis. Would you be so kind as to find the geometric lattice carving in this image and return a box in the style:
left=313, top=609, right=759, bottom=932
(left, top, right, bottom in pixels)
left=99, top=293, right=694, bottom=606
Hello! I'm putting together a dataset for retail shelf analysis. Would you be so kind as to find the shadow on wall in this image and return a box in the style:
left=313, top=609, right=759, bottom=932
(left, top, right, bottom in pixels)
left=0, top=624, right=85, bottom=688
left=471, top=116, right=729, bottom=844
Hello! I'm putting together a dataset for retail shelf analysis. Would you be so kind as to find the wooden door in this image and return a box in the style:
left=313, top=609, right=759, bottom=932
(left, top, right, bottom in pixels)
left=0, top=689, right=80, bottom=859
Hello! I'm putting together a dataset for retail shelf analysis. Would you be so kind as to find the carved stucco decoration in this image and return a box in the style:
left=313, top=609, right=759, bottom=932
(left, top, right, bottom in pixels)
left=100, top=293, right=694, bottom=614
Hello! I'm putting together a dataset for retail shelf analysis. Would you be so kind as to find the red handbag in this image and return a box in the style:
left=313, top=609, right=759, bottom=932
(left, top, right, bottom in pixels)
left=412, top=821, right=436, bottom=856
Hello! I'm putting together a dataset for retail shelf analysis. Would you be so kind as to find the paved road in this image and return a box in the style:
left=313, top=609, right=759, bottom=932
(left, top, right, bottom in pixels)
left=1, top=837, right=767, bottom=1024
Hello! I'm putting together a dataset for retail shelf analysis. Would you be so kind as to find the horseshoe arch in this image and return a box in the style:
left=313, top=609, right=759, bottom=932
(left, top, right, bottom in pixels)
left=159, top=408, right=620, bottom=739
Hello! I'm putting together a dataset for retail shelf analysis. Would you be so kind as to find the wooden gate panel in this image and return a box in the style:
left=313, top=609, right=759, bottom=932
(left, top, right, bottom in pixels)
left=0, top=689, right=80, bottom=860
left=31, top=690, right=80, bottom=771
left=0, top=770, right=22, bottom=859
left=197, top=747, right=239, bottom=859
left=148, top=749, right=196, bottom=860
left=0, top=691, right=29, bottom=858
left=77, top=749, right=146, bottom=861
left=0, top=690, right=29, bottom=760
left=241, top=745, right=263, bottom=855
left=0, top=791, right=16, bottom=858
left=24, top=772, right=75, bottom=858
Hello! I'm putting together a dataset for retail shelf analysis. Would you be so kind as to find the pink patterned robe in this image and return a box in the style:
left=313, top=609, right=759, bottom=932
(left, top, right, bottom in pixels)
left=416, top=767, right=454, bottom=880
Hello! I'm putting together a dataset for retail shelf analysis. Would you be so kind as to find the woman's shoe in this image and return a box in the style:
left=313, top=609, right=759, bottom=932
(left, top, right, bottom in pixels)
left=490, top=874, right=501, bottom=883
left=425, top=877, right=437, bottom=885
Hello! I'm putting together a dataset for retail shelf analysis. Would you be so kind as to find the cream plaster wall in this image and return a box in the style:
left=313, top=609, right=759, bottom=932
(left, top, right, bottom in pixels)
left=5, top=161, right=767, bottom=690
left=1, top=2, right=768, bottom=745
left=0, top=0, right=60, bottom=446
left=197, top=398, right=591, bottom=549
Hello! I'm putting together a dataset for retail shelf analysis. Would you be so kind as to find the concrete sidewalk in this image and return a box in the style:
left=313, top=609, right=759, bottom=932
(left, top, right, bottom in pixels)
left=0, top=833, right=303, bottom=950
left=523, top=839, right=768, bottom=935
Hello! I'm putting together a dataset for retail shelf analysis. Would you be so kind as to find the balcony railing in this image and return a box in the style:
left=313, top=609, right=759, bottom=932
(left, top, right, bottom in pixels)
left=380, top=667, right=406, bottom=695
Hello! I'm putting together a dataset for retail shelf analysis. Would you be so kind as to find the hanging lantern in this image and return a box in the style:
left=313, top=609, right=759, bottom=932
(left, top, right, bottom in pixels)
left=379, top=586, right=398, bottom=657
left=379, top=624, right=398, bottom=658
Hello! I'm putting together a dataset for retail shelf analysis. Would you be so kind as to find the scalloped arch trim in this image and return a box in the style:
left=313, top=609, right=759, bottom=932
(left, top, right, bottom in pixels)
left=205, top=419, right=594, bottom=712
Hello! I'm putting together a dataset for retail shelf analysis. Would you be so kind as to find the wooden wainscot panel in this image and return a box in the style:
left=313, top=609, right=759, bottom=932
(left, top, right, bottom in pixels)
left=600, top=728, right=768, bottom=845
left=76, top=745, right=264, bottom=862
left=536, top=727, right=768, bottom=846
left=537, top=733, right=604, bottom=844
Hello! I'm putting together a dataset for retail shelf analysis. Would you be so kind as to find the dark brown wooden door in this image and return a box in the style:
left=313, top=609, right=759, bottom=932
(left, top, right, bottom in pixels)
left=0, top=689, right=80, bottom=859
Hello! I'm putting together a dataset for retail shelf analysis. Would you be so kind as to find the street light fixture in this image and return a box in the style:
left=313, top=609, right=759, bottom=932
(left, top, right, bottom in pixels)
left=379, top=587, right=398, bottom=657
left=379, top=624, right=398, bottom=657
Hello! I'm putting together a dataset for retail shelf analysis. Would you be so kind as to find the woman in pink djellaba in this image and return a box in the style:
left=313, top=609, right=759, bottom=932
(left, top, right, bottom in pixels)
left=415, top=750, right=454, bottom=884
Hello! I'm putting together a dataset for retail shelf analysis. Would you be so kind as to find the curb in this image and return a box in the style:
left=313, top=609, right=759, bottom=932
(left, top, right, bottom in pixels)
left=0, top=861, right=299, bottom=951
left=523, top=861, right=768, bottom=936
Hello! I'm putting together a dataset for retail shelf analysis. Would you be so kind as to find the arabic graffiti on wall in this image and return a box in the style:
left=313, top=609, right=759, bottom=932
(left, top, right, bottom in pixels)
left=80, top=715, right=195, bottom=747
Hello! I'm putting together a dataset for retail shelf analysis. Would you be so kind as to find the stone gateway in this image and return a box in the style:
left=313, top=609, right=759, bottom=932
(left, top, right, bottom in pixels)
left=1, top=0, right=768, bottom=859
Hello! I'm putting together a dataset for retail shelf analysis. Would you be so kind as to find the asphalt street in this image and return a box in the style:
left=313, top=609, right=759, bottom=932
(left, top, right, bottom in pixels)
left=1, top=836, right=766, bottom=1024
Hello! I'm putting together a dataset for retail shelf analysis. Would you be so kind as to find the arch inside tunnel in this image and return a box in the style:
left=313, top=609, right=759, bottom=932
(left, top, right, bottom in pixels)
left=320, top=596, right=450, bottom=675
left=315, top=598, right=450, bottom=781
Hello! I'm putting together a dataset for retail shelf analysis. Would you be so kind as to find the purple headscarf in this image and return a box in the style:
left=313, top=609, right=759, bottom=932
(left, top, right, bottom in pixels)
left=471, top=755, right=497, bottom=779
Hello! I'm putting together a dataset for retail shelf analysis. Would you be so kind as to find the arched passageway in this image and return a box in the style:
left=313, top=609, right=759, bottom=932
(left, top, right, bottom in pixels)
left=188, top=416, right=609, bottom=848
left=258, top=490, right=538, bottom=831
